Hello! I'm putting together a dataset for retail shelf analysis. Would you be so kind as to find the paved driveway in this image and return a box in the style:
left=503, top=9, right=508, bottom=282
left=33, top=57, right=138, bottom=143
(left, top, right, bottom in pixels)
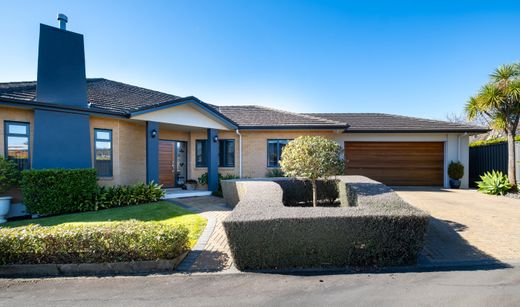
left=394, top=187, right=520, bottom=264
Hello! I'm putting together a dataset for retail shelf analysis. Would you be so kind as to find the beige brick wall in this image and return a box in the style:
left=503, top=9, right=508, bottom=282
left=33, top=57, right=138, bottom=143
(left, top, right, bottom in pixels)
left=0, top=106, right=34, bottom=161
left=187, top=129, right=335, bottom=180
left=240, top=130, right=335, bottom=178
left=90, top=117, right=146, bottom=186
left=1, top=105, right=337, bottom=186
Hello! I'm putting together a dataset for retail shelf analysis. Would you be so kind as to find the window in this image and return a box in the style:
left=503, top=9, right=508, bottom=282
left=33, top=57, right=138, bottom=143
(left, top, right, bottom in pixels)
left=4, top=121, right=30, bottom=170
left=267, top=139, right=290, bottom=167
left=219, top=139, right=235, bottom=167
left=94, top=129, right=112, bottom=177
left=195, top=140, right=207, bottom=167
left=195, top=139, right=235, bottom=168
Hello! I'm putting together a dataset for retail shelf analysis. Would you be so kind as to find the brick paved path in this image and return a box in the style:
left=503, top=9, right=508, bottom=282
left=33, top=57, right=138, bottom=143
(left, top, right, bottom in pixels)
left=170, top=197, right=235, bottom=273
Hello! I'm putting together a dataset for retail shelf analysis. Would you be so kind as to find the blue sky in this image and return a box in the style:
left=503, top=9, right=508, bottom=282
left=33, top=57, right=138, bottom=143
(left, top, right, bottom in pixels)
left=1, top=1, right=519, bottom=120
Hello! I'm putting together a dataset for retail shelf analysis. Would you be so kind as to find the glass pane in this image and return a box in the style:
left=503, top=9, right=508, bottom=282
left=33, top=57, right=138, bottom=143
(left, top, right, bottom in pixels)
left=196, top=141, right=207, bottom=166
left=7, top=136, right=29, bottom=158
left=95, top=141, right=111, bottom=150
left=95, top=160, right=112, bottom=177
left=95, top=141, right=111, bottom=161
left=8, top=123, right=27, bottom=135
left=96, top=131, right=111, bottom=140
left=267, top=141, right=278, bottom=166
left=226, top=141, right=234, bottom=166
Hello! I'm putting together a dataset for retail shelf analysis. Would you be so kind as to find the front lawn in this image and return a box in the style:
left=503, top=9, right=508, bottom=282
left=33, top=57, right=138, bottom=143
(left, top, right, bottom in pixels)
left=4, top=201, right=207, bottom=247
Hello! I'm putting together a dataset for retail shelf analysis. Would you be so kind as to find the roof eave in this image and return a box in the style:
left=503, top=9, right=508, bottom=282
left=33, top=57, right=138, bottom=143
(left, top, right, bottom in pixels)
left=345, top=129, right=491, bottom=134
left=0, top=97, right=128, bottom=117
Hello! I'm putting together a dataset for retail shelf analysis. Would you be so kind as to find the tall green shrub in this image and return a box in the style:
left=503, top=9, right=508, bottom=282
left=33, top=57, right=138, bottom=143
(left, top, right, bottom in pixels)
left=22, top=169, right=98, bottom=214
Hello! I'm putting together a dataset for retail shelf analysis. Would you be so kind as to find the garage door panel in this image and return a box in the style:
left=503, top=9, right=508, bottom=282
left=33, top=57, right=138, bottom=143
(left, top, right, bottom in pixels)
left=344, top=141, right=444, bottom=186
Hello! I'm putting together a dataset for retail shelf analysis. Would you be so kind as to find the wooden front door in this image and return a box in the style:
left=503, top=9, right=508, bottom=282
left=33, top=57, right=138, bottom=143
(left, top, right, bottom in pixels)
left=159, top=141, right=175, bottom=187
left=344, top=141, right=444, bottom=186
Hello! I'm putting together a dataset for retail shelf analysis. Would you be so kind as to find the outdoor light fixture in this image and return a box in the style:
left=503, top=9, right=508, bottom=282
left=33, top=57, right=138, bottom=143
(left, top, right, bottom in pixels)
left=151, top=129, right=157, bottom=138
left=213, top=135, right=219, bottom=143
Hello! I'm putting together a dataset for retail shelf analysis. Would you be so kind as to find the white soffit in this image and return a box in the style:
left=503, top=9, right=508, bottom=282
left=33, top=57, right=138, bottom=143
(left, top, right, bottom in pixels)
left=131, top=102, right=231, bottom=130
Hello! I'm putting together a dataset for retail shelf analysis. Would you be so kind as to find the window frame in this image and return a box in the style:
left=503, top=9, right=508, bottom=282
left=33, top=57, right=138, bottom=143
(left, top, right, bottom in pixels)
left=266, top=139, right=291, bottom=168
left=195, top=139, right=236, bottom=168
left=219, top=139, right=235, bottom=168
left=94, top=128, right=113, bottom=178
left=4, top=121, right=31, bottom=170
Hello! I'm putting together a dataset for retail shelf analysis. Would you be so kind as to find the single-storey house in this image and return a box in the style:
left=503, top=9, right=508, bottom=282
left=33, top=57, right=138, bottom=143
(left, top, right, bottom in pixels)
left=0, top=18, right=487, bottom=194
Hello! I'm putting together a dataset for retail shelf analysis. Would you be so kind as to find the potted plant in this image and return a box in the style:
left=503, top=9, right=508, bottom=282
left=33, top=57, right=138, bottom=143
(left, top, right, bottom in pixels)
left=185, top=179, right=198, bottom=191
left=0, top=157, right=21, bottom=223
left=448, top=161, right=464, bottom=189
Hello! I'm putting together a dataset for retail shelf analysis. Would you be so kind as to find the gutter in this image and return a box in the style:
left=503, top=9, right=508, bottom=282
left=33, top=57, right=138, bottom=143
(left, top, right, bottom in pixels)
left=235, top=129, right=243, bottom=178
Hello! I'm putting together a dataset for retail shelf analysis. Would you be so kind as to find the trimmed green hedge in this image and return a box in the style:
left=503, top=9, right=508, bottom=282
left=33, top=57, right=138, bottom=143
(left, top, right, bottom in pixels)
left=22, top=168, right=165, bottom=215
left=223, top=176, right=429, bottom=270
left=22, top=168, right=98, bottom=215
left=273, top=178, right=340, bottom=207
left=0, top=221, right=189, bottom=264
left=469, top=136, right=520, bottom=147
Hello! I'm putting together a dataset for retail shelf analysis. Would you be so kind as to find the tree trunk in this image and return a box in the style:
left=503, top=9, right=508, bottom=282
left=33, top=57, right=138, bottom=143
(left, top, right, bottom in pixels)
left=507, top=130, right=517, bottom=186
left=311, top=179, right=317, bottom=207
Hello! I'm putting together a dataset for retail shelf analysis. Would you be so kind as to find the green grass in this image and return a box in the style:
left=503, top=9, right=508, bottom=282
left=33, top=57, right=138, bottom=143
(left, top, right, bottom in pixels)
left=3, top=201, right=207, bottom=247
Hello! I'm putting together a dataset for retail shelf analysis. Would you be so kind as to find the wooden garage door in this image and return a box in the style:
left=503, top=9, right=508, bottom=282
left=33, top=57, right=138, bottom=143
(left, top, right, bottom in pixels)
left=344, top=142, right=444, bottom=186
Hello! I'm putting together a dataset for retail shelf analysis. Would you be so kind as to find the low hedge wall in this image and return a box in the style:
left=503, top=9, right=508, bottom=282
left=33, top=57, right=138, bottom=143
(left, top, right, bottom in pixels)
left=222, top=176, right=429, bottom=270
left=22, top=168, right=164, bottom=215
left=0, top=221, right=189, bottom=265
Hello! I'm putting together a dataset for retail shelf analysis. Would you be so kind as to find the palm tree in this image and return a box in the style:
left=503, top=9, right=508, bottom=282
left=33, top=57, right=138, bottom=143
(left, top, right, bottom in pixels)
left=466, top=63, right=520, bottom=185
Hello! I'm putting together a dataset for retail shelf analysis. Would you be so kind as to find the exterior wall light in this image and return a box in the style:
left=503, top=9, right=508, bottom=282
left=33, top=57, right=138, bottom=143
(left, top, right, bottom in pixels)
left=151, top=129, right=157, bottom=138
left=213, top=135, right=219, bottom=143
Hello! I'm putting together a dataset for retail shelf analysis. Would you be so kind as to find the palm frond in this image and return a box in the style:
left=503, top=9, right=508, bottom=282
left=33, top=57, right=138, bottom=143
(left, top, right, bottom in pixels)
left=491, top=64, right=518, bottom=84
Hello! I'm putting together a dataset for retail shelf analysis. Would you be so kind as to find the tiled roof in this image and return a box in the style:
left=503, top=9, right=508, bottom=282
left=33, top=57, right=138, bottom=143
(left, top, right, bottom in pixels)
left=0, top=79, right=488, bottom=132
left=0, top=78, right=181, bottom=114
left=307, top=113, right=488, bottom=132
left=215, top=105, right=347, bottom=128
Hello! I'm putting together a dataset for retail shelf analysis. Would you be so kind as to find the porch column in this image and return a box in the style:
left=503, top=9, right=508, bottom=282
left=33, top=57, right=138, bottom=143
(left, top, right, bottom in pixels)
left=207, top=128, right=219, bottom=192
left=146, top=121, right=159, bottom=184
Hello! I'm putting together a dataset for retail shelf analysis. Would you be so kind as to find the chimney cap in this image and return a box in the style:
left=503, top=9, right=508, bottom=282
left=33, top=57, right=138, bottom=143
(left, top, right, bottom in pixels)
left=57, top=13, right=68, bottom=30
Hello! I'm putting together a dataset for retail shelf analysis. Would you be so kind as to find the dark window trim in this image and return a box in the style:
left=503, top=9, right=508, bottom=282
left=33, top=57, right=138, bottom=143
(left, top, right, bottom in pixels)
left=266, top=139, right=291, bottom=168
left=4, top=120, right=31, bottom=170
left=94, top=128, right=113, bottom=178
left=195, top=139, right=236, bottom=168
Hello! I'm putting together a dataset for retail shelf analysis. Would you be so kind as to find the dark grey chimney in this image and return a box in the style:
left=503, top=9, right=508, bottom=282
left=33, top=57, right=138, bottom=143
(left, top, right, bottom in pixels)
left=32, top=15, right=92, bottom=170
left=57, top=13, right=68, bottom=30
left=36, top=15, right=87, bottom=108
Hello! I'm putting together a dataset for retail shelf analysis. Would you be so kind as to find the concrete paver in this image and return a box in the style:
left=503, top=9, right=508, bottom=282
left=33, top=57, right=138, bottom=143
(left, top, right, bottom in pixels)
left=395, top=187, right=520, bottom=263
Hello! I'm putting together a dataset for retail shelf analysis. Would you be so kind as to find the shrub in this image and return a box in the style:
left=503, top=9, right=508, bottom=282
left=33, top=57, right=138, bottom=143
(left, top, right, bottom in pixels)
left=22, top=168, right=98, bottom=214
left=280, top=136, right=344, bottom=207
left=94, top=182, right=164, bottom=210
left=477, top=170, right=513, bottom=195
left=22, top=168, right=164, bottom=215
left=0, top=221, right=189, bottom=264
left=448, top=161, right=464, bottom=180
left=265, top=168, right=285, bottom=177
left=0, top=157, right=21, bottom=195
left=273, top=178, right=340, bottom=207
left=223, top=176, right=429, bottom=270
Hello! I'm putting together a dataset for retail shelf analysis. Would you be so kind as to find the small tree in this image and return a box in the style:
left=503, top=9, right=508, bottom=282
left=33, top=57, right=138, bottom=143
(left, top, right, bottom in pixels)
left=280, top=136, right=344, bottom=207
left=466, top=63, right=520, bottom=185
